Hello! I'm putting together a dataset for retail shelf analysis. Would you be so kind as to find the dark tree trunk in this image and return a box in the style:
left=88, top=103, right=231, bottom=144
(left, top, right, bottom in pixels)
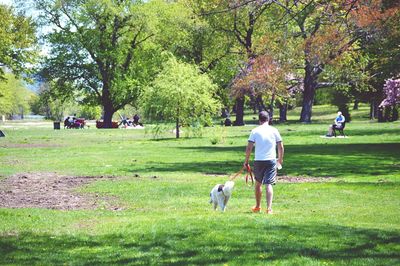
left=176, top=117, right=180, bottom=138
left=377, top=106, right=384, bottom=122
left=278, top=101, right=288, bottom=122
left=370, top=99, right=380, bottom=120
left=392, top=106, right=399, bottom=121
left=353, top=100, right=359, bottom=110
left=338, top=104, right=351, bottom=122
left=384, top=106, right=391, bottom=122
left=249, top=94, right=257, bottom=114
left=369, top=100, right=375, bottom=119
left=268, top=95, right=275, bottom=125
left=233, top=97, right=245, bottom=126
left=256, top=95, right=266, bottom=112
left=300, top=64, right=320, bottom=123
left=102, top=85, right=115, bottom=128
left=103, top=104, right=114, bottom=128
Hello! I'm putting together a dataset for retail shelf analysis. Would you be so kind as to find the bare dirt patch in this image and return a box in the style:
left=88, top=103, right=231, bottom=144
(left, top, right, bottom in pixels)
left=277, top=175, right=333, bottom=183
left=0, top=143, right=63, bottom=148
left=0, top=173, right=122, bottom=210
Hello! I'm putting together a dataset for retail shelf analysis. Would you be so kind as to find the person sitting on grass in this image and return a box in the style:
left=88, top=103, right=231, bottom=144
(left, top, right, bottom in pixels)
left=132, top=114, right=143, bottom=127
left=326, top=111, right=345, bottom=137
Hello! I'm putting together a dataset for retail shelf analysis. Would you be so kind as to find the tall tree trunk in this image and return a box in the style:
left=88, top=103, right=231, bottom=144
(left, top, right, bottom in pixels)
left=176, top=117, right=180, bottom=139
left=103, top=104, right=114, bottom=128
left=392, top=106, right=399, bottom=121
left=249, top=94, right=257, bottom=114
left=377, top=106, right=384, bottom=122
left=369, top=100, right=375, bottom=119
left=233, top=97, right=245, bottom=126
left=353, top=100, right=359, bottom=110
left=268, top=95, right=275, bottom=125
left=256, top=95, right=266, bottom=112
left=278, top=100, right=288, bottom=122
left=370, top=99, right=380, bottom=120
left=300, top=64, right=319, bottom=123
left=102, top=85, right=114, bottom=128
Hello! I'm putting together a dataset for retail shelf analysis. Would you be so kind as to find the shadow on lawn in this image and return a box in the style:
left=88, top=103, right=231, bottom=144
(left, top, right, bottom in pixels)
left=131, top=143, right=400, bottom=179
left=0, top=223, right=399, bottom=265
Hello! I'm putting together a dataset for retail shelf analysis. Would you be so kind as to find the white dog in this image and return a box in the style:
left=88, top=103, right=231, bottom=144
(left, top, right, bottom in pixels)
left=209, top=180, right=235, bottom=212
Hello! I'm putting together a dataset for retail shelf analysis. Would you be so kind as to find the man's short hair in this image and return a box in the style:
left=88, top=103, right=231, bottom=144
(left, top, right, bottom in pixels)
left=259, top=111, right=270, bottom=122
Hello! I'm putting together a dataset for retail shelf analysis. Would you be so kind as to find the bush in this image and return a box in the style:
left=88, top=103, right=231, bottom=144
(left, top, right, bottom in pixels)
left=79, top=105, right=102, bottom=120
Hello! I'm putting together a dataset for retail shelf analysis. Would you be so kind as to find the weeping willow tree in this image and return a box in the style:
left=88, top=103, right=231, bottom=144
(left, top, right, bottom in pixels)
left=142, top=56, right=220, bottom=138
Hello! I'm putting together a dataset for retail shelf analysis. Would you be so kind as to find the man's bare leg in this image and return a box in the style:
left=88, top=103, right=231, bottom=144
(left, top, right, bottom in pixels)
left=253, top=181, right=262, bottom=211
left=266, top=184, right=273, bottom=213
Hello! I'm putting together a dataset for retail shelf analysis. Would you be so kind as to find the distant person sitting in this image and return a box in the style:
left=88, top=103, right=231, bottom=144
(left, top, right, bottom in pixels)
left=224, top=117, right=232, bottom=126
left=326, top=111, right=345, bottom=137
left=64, top=117, right=70, bottom=128
left=132, top=114, right=142, bottom=126
left=119, top=117, right=132, bottom=127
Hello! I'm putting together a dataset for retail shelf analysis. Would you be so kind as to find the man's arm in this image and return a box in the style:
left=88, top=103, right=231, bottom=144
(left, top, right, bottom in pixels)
left=244, top=141, right=254, bottom=167
left=277, top=141, right=284, bottom=166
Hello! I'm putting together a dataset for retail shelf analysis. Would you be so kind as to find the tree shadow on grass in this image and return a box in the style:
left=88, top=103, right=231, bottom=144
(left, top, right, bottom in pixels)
left=0, top=223, right=398, bottom=265
left=128, top=143, right=400, bottom=180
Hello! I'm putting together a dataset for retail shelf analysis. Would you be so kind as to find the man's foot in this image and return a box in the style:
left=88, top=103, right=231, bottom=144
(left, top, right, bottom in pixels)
left=266, top=209, right=273, bottom=214
left=251, top=206, right=261, bottom=213
left=325, top=134, right=332, bottom=137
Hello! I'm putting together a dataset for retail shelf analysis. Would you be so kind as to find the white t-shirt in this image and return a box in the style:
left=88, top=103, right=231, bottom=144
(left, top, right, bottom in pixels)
left=248, top=124, right=282, bottom=161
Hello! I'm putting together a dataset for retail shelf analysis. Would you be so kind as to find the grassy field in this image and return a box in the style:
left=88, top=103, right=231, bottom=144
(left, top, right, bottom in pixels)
left=0, top=104, right=399, bottom=265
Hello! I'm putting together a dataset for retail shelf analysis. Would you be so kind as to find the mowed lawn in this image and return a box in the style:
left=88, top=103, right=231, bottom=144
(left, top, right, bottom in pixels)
left=0, top=105, right=399, bottom=265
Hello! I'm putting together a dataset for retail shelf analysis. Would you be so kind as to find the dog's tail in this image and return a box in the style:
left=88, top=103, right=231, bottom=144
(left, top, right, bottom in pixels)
left=223, top=181, right=235, bottom=196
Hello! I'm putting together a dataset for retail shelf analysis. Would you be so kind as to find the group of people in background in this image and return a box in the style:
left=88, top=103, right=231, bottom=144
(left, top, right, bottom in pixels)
left=119, top=114, right=143, bottom=128
left=64, top=115, right=84, bottom=129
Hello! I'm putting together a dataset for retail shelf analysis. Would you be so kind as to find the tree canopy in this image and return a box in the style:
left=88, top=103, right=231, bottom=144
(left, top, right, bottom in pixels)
left=142, top=55, right=220, bottom=138
left=35, top=0, right=163, bottom=127
left=0, top=4, right=37, bottom=80
left=0, top=73, right=35, bottom=117
left=11, top=0, right=400, bottom=124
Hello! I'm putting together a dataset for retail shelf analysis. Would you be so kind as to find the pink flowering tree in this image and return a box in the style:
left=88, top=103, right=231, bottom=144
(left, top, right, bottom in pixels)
left=379, top=78, right=400, bottom=121
left=380, top=78, right=400, bottom=107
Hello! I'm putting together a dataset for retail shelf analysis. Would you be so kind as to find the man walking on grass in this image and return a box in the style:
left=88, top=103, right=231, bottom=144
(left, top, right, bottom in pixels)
left=244, top=111, right=284, bottom=214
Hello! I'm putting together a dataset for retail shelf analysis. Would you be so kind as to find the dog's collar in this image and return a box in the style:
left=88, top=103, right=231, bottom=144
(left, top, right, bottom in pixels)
left=217, top=184, right=224, bottom=192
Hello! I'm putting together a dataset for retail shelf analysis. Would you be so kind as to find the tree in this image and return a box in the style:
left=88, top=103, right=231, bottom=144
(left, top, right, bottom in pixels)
left=231, top=54, right=290, bottom=120
left=197, top=0, right=275, bottom=125
left=0, top=4, right=37, bottom=80
left=352, top=1, right=400, bottom=119
left=34, top=0, right=162, bottom=128
left=142, top=56, right=220, bottom=138
left=230, top=0, right=399, bottom=122
left=149, top=0, right=239, bottom=108
left=0, top=73, right=35, bottom=118
left=380, top=79, right=400, bottom=107
left=379, top=78, right=400, bottom=121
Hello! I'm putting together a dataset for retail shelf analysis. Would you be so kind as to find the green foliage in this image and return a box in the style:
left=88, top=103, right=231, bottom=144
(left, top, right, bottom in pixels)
left=35, top=0, right=163, bottom=125
left=29, top=82, right=82, bottom=121
left=0, top=4, right=38, bottom=80
left=0, top=74, right=34, bottom=116
left=78, top=105, right=102, bottom=120
left=142, top=55, right=221, bottom=138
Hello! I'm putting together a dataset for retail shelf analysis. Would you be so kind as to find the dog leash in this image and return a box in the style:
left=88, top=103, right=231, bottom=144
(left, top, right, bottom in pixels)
left=245, top=164, right=254, bottom=186
left=229, top=165, right=254, bottom=186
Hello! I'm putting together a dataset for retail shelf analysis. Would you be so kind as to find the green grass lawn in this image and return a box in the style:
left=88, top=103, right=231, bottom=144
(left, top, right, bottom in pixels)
left=0, top=105, right=399, bottom=265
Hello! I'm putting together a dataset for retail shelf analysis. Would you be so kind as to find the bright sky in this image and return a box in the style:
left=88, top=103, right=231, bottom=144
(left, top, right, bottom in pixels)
left=0, top=0, right=12, bottom=6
